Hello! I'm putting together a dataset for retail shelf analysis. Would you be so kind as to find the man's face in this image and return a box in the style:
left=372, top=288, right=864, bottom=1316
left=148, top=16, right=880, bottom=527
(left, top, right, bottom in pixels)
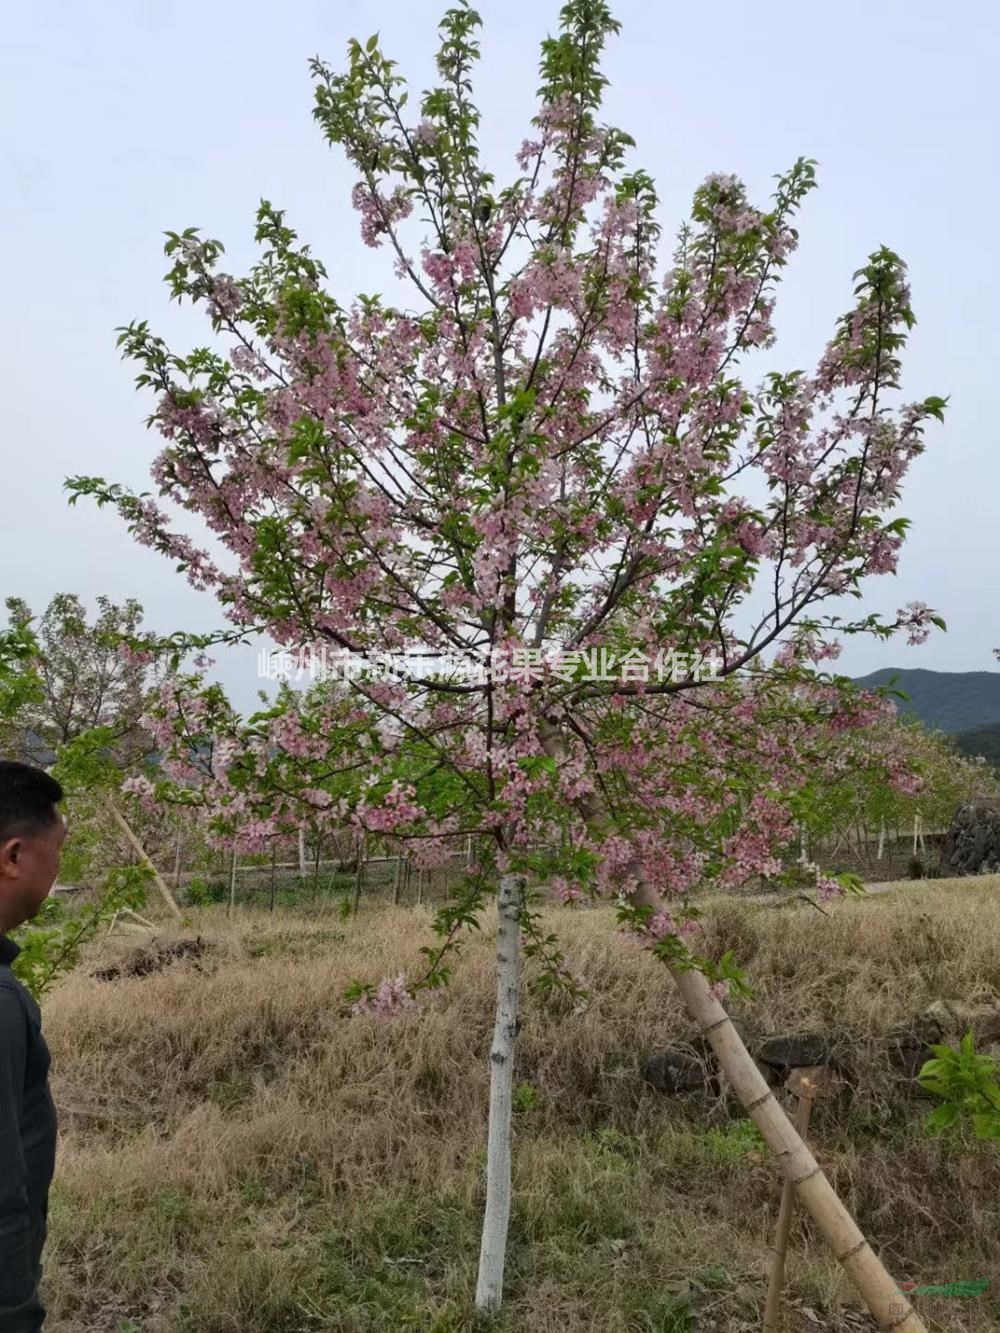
left=0, top=816, right=67, bottom=931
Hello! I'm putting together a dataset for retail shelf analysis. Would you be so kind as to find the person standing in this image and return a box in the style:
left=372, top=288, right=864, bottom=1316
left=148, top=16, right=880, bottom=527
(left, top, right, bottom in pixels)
left=0, top=763, right=65, bottom=1331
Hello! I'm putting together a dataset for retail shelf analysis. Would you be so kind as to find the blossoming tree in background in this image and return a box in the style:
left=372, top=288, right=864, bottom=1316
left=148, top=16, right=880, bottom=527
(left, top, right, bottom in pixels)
left=70, top=3, right=946, bottom=1324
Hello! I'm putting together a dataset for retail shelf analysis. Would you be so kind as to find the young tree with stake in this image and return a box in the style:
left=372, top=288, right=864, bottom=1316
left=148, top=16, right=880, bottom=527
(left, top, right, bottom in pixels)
left=71, top=4, right=944, bottom=1324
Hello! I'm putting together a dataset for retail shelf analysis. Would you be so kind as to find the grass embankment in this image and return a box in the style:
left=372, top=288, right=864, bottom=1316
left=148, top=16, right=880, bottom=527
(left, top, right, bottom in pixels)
left=41, top=877, right=1000, bottom=1331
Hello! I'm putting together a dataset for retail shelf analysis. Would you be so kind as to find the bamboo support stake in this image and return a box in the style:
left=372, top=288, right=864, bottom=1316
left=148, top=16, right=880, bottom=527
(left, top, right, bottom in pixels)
left=671, top=963, right=924, bottom=1332
left=109, top=803, right=183, bottom=920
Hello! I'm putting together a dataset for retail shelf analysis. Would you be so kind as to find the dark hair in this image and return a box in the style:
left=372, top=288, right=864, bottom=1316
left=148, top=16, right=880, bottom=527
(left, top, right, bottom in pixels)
left=0, top=762, right=63, bottom=842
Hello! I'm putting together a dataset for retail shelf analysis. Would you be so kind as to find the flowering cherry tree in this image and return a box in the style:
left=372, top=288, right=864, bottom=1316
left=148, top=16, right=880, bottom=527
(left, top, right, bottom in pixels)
left=3, top=593, right=152, bottom=762
left=70, top=3, right=945, bottom=1325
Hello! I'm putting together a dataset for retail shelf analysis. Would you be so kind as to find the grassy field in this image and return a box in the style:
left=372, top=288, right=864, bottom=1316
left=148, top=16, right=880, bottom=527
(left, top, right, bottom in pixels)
left=40, top=876, right=1000, bottom=1332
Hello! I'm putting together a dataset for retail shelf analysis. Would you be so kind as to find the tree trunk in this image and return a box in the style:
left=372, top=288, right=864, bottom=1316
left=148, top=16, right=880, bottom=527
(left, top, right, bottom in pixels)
left=269, top=844, right=277, bottom=913
left=353, top=835, right=365, bottom=914
left=392, top=856, right=402, bottom=906
left=474, top=873, right=522, bottom=1313
left=228, top=849, right=237, bottom=917
left=298, top=827, right=307, bottom=880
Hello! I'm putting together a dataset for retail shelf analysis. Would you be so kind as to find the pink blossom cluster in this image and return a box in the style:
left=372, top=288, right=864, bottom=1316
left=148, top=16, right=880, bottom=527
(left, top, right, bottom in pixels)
left=351, top=975, right=420, bottom=1019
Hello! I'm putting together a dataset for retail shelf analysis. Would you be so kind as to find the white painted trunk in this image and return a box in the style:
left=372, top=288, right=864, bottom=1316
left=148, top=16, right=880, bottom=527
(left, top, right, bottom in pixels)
left=877, top=820, right=886, bottom=861
left=298, top=827, right=307, bottom=880
left=474, top=872, right=522, bottom=1313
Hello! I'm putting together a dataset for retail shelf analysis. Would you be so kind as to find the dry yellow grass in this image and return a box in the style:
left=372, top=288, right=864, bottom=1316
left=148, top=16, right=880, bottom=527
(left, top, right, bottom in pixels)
left=40, top=876, right=1000, bottom=1331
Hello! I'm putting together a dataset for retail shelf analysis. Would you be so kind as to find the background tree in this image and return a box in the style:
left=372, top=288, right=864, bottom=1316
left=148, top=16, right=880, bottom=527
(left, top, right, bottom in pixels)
left=3, top=593, right=152, bottom=765
left=69, top=2, right=942, bottom=1325
left=796, top=711, right=1000, bottom=870
left=0, top=618, right=42, bottom=754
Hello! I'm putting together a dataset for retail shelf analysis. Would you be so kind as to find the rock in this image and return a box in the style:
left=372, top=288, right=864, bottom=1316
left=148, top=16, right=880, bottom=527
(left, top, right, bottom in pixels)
left=920, top=999, right=1000, bottom=1043
left=756, top=1032, right=836, bottom=1071
left=643, top=1046, right=710, bottom=1094
left=885, top=1014, right=943, bottom=1078
left=922, top=1000, right=953, bottom=1028
left=961, top=1005, right=1000, bottom=1043
left=943, top=798, right=1000, bottom=876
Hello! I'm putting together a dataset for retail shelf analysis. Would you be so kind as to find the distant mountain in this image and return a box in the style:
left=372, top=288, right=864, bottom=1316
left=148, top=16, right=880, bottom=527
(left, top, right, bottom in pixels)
left=955, top=722, right=1000, bottom=769
left=853, top=669, right=1000, bottom=734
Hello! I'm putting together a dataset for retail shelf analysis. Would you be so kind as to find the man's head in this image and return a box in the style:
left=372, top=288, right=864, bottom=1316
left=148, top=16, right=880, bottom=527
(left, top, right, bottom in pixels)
left=0, top=762, right=65, bottom=933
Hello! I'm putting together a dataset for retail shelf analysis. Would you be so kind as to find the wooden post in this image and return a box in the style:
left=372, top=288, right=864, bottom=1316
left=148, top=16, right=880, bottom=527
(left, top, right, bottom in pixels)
left=763, top=1067, right=836, bottom=1330
left=109, top=803, right=183, bottom=920
left=392, top=855, right=402, bottom=906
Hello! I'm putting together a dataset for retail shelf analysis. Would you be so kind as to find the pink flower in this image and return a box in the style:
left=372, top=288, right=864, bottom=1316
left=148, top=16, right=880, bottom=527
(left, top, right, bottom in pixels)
left=352, top=975, right=420, bottom=1019
left=647, top=911, right=676, bottom=941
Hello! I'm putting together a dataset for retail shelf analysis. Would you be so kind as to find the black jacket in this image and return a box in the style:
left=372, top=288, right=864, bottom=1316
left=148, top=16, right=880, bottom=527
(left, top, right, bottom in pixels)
left=0, top=937, right=56, bottom=1331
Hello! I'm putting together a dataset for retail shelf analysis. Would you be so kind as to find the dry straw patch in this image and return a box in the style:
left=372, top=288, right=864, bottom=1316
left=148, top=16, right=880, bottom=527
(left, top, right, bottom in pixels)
left=41, top=878, right=1000, bottom=1331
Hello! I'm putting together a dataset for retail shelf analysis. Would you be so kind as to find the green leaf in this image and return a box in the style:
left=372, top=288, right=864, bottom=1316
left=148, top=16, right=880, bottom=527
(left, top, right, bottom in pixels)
left=925, top=1103, right=959, bottom=1133
left=972, top=1112, right=1000, bottom=1141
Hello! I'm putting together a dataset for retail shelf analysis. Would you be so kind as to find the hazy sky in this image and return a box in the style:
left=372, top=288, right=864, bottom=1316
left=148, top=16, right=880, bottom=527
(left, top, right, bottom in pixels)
left=4, top=0, right=998, bottom=710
